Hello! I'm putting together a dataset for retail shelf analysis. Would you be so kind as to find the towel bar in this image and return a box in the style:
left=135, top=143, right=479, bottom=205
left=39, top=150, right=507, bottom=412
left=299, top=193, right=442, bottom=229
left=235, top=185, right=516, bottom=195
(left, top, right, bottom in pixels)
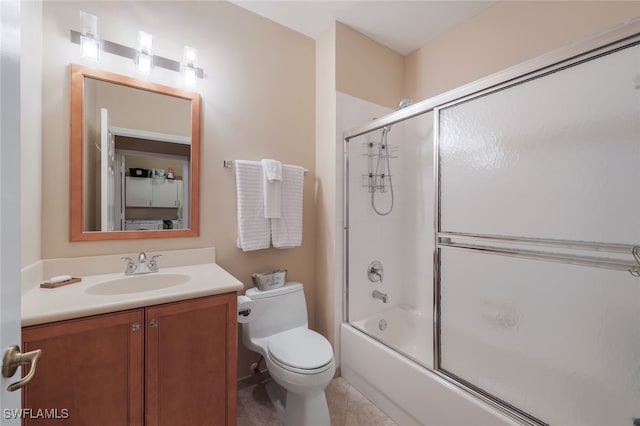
left=223, top=160, right=308, bottom=175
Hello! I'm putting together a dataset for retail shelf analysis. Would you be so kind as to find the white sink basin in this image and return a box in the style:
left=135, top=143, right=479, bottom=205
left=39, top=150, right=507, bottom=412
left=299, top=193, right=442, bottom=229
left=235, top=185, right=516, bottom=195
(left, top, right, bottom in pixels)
left=85, top=273, right=190, bottom=295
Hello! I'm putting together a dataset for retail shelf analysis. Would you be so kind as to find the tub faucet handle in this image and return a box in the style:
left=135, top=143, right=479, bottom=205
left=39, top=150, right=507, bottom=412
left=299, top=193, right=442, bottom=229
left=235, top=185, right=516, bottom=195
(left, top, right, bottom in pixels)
left=368, top=261, right=383, bottom=283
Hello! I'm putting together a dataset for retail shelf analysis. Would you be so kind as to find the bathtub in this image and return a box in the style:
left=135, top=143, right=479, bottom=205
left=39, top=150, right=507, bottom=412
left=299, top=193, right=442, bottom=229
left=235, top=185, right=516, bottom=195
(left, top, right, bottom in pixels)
left=350, top=307, right=431, bottom=367
left=341, top=307, right=519, bottom=426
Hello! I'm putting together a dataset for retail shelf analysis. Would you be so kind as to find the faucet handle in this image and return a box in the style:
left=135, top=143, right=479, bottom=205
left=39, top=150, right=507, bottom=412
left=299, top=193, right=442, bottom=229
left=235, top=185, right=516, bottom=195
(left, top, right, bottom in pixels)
left=367, top=260, right=383, bottom=283
left=148, top=254, right=162, bottom=271
left=121, top=257, right=136, bottom=274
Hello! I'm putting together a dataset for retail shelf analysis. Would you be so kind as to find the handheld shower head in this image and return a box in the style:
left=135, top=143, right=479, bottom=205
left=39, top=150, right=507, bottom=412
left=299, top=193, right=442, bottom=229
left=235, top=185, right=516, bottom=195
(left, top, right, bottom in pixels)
left=397, top=97, right=412, bottom=110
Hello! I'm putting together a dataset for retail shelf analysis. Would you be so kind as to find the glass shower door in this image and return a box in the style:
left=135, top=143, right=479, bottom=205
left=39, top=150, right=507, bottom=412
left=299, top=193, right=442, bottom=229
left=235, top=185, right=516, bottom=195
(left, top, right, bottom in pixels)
left=436, top=38, right=640, bottom=425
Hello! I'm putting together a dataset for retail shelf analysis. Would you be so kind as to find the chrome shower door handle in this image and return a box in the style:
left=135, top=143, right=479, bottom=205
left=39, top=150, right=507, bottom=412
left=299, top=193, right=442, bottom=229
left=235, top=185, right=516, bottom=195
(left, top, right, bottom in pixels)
left=2, top=345, right=43, bottom=392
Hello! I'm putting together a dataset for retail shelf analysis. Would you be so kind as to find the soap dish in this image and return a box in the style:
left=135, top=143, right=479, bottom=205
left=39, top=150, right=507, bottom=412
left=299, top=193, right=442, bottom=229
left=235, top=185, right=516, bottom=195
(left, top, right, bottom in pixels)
left=40, top=277, right=82, bottom=289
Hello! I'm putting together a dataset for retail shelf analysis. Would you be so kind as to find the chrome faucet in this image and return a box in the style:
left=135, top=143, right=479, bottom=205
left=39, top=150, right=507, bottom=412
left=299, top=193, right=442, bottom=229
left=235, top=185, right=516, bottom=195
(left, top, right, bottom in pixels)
left=122, top=252, right=161, bottom=275
left=372, top=290, right=388, bottom=303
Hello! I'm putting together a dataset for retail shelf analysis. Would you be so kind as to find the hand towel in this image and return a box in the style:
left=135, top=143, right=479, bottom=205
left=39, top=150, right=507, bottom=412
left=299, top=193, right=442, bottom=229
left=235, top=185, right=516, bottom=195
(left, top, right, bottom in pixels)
left=261, top=159, right=282, bottom=219
left=271, top=164, right=305, bottom=249
left=261, top=159, right=282, bottom=182
left=235, top=160, right=271, bottom=251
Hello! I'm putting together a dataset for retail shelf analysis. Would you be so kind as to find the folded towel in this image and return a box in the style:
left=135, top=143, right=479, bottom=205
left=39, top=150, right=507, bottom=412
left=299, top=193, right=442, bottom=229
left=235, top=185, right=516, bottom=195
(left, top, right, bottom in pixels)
left=235, top=160, right=270, bottom=251
left=271, top=165, right=304, bottom=249
left=261, top=159, right=282, bottom=182
left=261, top=159, right=282, bottom=219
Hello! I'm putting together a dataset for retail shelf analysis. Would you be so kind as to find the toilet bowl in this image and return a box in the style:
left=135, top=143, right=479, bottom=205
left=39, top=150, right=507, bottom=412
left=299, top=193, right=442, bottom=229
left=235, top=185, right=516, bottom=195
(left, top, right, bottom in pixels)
left=239, top=282, right=335, bottom=426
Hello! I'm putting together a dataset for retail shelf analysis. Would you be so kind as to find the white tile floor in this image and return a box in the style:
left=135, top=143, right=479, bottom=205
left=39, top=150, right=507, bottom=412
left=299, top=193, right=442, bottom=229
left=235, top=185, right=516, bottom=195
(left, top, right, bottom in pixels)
left=237, top=377, right=397, bottom=426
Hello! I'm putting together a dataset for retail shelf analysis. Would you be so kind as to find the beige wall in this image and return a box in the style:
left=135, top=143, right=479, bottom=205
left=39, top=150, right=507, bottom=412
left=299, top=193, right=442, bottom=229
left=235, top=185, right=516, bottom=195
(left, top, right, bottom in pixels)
left=314, top=23, right=337, bottom=351
left=336, top=22, right=405, bottom=110
left=40, top=1, right=315, bottom=379
left=315, top=22, right=406, bottom=362
left=82, top=77, right=98, bottom=231
left=91, top=79, right=192, bottom=136
left=21, top=0, right=43, bottom=267
left=405, top=1, right=640, bottom=101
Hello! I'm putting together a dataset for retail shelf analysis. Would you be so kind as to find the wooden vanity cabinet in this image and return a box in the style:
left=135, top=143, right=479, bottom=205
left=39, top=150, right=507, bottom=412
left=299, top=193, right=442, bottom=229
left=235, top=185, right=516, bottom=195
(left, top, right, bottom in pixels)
left=145, top=294, right=237, bottom=426
left=22, top=310, right=145, bottom=425
left=21, top=292, right=237, bottom=426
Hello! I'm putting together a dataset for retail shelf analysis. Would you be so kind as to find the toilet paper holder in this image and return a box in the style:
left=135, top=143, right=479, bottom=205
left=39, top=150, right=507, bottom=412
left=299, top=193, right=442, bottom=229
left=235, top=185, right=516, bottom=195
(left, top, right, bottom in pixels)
left=237, top=295, right=255, bottom=324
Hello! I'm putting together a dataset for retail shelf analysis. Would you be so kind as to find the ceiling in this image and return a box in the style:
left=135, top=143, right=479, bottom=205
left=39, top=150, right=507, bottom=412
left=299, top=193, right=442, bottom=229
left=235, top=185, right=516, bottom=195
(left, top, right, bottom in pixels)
left=230, top=1, right=495, bottom=55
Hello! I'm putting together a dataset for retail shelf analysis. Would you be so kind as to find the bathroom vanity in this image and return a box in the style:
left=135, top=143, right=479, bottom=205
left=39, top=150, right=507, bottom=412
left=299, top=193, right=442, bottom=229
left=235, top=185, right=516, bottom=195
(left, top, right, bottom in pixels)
left=20, top=260, right=242, bottom=426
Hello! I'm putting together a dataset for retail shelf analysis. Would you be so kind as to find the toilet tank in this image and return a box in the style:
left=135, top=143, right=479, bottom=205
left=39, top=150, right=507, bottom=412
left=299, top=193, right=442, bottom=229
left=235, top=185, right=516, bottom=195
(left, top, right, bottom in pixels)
left=243, top=282, right=308, bottom=339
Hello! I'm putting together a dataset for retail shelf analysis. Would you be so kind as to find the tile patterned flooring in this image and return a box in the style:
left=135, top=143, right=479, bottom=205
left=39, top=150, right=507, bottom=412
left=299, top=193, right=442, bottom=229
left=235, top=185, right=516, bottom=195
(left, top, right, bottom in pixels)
left=237, top=377, right=397, bottom=426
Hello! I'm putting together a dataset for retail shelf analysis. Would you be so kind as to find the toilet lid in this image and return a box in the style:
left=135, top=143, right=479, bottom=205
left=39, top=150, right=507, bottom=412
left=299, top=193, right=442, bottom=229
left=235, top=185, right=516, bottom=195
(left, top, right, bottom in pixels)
left=268, top=328, right=333, bottom=371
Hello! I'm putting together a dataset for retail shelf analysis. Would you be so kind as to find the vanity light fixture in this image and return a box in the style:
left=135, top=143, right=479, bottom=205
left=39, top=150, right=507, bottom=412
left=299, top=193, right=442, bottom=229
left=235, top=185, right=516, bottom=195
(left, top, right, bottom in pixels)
left=136, top=31, right=153, bottom=74
left=183, top=46, right=198, bottom=87
left=80, top=11, right=100, bottom=62
left=70, top=27, right=205, bottom=80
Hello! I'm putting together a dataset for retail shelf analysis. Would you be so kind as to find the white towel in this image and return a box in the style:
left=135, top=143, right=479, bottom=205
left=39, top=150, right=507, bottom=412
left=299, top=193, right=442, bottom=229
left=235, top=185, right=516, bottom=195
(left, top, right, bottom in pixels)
left=261, top=159, right=282, bottom=219
left=261, top=159, right=282, bottom=182
left=271, top=165, right=304, bottom=249
left=235, top=160, right=271, bottom=251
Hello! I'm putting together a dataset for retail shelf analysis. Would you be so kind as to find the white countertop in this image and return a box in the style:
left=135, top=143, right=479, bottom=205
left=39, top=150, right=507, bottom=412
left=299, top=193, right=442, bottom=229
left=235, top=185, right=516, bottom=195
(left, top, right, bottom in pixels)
left=22, top=262, right=243, bottom=327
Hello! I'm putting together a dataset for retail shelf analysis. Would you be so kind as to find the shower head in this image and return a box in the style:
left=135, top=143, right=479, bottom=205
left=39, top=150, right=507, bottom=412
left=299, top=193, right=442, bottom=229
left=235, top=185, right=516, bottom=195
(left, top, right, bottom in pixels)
left=381, top=98, right=413, bottom=135
left=397, top=97, right=412, bottom=110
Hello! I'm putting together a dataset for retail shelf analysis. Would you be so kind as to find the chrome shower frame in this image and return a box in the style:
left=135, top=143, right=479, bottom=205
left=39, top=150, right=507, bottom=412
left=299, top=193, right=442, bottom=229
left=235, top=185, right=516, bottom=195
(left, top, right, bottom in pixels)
left=342, top=17, right=640, bottom=426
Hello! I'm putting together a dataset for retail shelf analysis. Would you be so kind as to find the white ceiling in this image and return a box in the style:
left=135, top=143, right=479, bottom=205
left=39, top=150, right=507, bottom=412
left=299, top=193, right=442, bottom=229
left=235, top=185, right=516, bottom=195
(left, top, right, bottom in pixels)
left=230, top=1, right=495, bottom=55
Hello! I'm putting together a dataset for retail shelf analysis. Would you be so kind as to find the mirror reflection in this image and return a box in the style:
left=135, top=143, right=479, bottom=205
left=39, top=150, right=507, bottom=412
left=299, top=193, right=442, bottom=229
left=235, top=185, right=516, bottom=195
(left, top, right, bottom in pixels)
left=70, top=65, right=200, bottom=241
left=83, top=77, right=191, bottom=232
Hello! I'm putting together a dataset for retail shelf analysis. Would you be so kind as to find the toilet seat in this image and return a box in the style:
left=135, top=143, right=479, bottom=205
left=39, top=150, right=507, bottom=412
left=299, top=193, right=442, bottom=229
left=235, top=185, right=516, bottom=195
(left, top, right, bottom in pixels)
left=267, top=328, right=334, bottom=375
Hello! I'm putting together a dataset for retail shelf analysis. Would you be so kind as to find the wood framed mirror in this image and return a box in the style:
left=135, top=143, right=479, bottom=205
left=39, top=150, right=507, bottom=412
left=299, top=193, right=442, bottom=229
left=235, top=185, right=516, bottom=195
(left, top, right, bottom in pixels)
left=70, top=64, right=200, bottom=241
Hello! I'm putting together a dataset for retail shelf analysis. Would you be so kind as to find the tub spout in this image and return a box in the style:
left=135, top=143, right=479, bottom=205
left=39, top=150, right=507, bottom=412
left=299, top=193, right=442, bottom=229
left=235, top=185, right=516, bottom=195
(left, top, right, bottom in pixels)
left=372, top=290, right=388, bottom=303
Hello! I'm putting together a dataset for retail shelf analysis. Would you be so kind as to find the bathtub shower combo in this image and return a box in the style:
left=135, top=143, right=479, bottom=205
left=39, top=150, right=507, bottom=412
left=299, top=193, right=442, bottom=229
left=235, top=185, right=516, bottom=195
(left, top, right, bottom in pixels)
left=340, top=21, right=640, bottom=426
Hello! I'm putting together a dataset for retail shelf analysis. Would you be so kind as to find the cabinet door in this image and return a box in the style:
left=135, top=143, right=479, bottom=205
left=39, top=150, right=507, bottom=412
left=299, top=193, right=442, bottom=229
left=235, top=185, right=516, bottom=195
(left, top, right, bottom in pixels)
left=151, top=179, right=178, bottom=208
left=126, top=177, right=152, bottom=207
left=22, top=310, right=144, bottom=425
left=145, top=294, right=237, bottom=426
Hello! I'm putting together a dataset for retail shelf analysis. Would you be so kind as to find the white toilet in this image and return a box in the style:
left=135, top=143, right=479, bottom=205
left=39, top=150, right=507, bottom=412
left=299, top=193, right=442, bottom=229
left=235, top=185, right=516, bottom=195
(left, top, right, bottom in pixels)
left=239, top=282, right=335, bottom=426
